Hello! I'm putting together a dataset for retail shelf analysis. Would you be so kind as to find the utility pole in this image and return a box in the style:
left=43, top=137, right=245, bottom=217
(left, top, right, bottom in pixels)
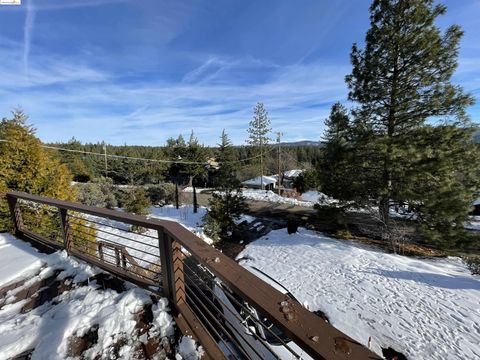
left=276, top=132, right=283, bottom=195
left=259, top=116, right=264, bottom=191
left=103, top=143, right=108, bottom=178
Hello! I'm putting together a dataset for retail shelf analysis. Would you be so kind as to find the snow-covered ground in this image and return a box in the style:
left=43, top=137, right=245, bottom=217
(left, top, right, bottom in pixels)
left=82, top=205, right=213, bottom=270
left=240, top=189, right=335, bottom=208
left=149, top=205, right=213, bottom=244
left=465, top=216, right=480, bottom=231
left=238, top=228, right=480, bottom=360
left=182, top=186, right=212, bottom=193
left=0, top=233, right=178, bottom=360
left=241, top=189, right=314, bottom=207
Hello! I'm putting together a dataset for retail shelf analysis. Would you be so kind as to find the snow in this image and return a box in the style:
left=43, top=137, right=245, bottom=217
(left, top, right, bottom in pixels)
left=176, top=336, right=204, bottom=360
left=474, top=198, right=480, bottom=206
left=299, top=190, right=334, bottom=204
left=182, top=187, right=212, bottom=193
left=466, top=216, right=480, bottom=231
left=0, top=233, right=175, bottom=360
left=283, top=169, right=302, bottom=178
left=242, top=175, right=277, bottom=186
left=233, top=214, right=256, bottom=225
left=82, top=204, right=214, bottom=269
left=149, top=205, right=213, bottom=245
left=238, top=189, right=335, bottom=207
left=241, top=189, right=316, bottom=207
left=238, top=228, right=480, bottom=360
left=0, top=233, right=45, bottom=287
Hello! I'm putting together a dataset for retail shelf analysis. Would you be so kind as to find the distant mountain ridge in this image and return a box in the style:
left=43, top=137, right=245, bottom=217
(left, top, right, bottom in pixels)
left=279, top=140, right=324, bottom=147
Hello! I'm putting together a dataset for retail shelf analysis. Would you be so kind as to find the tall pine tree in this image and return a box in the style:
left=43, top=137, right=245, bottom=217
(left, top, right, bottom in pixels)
left=345, top=0, right=478, bottom=247
left=247, top=103, right=271, bottom=189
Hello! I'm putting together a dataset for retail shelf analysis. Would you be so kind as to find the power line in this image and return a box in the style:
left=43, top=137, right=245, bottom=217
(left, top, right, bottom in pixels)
left=0, top=139, right=277, bottom=165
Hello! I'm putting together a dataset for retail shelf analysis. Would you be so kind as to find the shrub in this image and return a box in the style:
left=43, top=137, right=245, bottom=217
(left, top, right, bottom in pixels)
left=336, top=229, right=353, bottom=239
left=124, top=188, right=151, bottom=233
left=292, top=169, right=318, bottom=194
left=203, top=191, right=247, bottom=243
left=463, top=256, right=480, bottom=275
left=314, top=204, right=345, bottom=225
left=0, top=110, right=75, bottom=231
left=70, top=217, right=97, bottom=256
left=146, top=183, right=176, bottom=205
left=76, top=177, right=117, bottom=209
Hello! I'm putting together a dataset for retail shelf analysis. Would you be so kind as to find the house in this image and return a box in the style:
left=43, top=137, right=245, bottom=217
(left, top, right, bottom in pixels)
left=282, top=169, right=303, bottom=189
left=242, top=175, right=277, bottom=190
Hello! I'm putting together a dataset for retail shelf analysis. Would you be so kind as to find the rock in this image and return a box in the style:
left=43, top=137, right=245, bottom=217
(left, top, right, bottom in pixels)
left=67, top=325, right=99, bottom=357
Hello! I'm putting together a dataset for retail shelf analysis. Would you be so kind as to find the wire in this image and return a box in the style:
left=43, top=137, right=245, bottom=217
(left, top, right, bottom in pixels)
left=0, top=139, right=278, bottom=165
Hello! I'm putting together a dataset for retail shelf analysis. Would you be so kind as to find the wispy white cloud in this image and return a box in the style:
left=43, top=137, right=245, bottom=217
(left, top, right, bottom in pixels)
left=0, top=40, right=349, bottom=145
left=8, top=0, right=129, bottom=12
left=22, top=0, right=35, bottom=78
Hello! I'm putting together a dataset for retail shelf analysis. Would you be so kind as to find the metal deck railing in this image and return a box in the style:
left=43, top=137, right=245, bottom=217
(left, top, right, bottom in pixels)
left=3, top=191, right=380, bottom=360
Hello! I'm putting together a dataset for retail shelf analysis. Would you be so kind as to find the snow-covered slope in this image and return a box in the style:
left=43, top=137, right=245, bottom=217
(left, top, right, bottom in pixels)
left=238, top=228, right=480, bottom=360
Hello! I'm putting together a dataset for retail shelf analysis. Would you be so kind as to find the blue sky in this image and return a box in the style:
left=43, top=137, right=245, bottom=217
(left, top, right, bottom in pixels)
left=0, top=0, right=478, bottom=145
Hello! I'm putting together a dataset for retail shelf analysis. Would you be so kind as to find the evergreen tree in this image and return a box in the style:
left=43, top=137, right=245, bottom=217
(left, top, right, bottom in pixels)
left=183, top=131, right=208, bottom=186
left=0, top=110, right=75, bottom=202
left=204, top=131, right=248, bottom=242
left=247, top=103, right=271, bottom=189
left=124, top=187, right=151, bottom=233
left=318, top=103, right=356, bottom=201
left=0, top=110, right=96, bottom=252
left=345, top=0, right=477, bottom=246
left=293, top=169, right=319, bottom=194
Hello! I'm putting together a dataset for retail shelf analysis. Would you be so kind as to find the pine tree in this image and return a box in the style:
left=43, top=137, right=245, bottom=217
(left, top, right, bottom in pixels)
left=345, top=0, right=477, bottom=246
left=318, top=103, right=356, bottom=201
left=124, top=187, right=151, bottom=233
left=247, top=102, right=271, bottom=189
left=204, top=130, right=248, bottom=242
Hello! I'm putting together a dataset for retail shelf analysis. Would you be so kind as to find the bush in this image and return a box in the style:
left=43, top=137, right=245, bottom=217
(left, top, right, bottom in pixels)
left=124, top=187, right=151, bottom=216
left=70, top=218, right=97, bottom=256
left=124, top=188, right=151, bottom=233
left=146, top=183, right=176, bottom=205
left=76, top=177, right=117, bottom=209
left=292, top=169, right=318, bottom=194
left=336, top=229, right=353, bottom=239
left=203, top=191, right=247, bottom=243
left=314, top=204, right=345, bottom=225
left=463, top=256, right=480, bottom=275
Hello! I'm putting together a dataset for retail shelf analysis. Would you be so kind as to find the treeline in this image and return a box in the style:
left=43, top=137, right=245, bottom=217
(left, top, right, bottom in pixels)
left=50, top=137, right=323, bottom=186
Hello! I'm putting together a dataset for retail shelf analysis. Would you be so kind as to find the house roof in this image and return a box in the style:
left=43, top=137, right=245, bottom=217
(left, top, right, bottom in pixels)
left=283, top=169, right=303, bottom=178
left=242, top=175, right=277, bottom=186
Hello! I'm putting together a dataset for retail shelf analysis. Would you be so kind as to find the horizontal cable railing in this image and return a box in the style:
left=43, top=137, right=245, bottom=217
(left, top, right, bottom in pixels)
left=3, top=191, right=380, bottom=360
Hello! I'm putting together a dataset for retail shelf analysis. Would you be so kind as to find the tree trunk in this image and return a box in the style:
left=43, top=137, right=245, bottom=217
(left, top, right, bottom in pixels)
left=175, top=183, right=179, bottom=209
left=193, top=185, right=198, bottom=213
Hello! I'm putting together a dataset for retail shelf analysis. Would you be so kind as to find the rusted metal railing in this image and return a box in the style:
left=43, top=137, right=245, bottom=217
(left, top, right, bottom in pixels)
left=4, top=191, right=380, bottom=360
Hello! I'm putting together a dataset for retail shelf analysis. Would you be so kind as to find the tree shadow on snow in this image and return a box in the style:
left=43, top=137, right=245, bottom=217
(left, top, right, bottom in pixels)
left=362, top=268, right=480, bottom=291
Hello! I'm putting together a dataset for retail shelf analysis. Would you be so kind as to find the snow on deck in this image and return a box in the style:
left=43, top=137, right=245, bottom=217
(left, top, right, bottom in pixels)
left=0, top=233, right=180, bottom=360
left=238, top=228, right=480, bottom=360
left=0, top=233, right=46, bottom=288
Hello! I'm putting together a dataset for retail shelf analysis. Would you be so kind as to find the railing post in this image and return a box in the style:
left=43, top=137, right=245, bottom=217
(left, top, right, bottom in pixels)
left=6, top=195, right=23, bottom=237
left=58, top=208, right=72, bottom=253
left=158, top=228, right=185, bottom=306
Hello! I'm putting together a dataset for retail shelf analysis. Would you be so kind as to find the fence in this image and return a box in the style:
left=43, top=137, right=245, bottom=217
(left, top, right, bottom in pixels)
left=4, top=191, right=380, bottom=360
